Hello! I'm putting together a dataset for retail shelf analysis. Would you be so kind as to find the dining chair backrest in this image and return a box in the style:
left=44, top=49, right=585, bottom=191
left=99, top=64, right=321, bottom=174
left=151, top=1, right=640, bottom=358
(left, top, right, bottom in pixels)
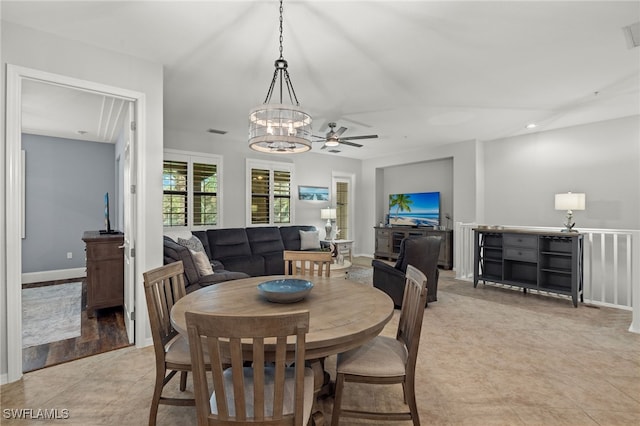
left=330, top=264, right=428, bottom=426
left=143, top=261, right=188, bottom=357
left=143, top=261, right=197, bottom=425
left=186, top=310, right=311, bottom=426
left=283, top=250, right=332, bottom=277
left=397, top=264, right=429, bottom=375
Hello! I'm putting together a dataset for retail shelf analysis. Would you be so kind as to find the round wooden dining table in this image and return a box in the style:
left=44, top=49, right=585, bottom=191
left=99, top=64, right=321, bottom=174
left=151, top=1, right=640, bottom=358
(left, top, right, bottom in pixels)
left=170, top=274, right=395, bottom=360
left=171, top=274, right=393, bottom=425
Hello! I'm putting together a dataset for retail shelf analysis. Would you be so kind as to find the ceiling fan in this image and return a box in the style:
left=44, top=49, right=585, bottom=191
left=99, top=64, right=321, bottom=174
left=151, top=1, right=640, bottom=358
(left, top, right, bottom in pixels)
left=313, top=122, right=378, bottom=149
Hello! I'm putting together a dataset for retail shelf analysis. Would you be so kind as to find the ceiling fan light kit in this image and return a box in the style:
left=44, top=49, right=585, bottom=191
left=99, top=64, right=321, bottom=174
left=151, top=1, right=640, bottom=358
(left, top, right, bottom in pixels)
left=248, top=0, right=312, bottom=154
left=324, top=137, right=340, bottom=147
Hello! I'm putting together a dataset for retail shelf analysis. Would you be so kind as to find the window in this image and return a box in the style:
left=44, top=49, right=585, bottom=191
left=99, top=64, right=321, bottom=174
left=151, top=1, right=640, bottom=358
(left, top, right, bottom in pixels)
left=163, top=160, right=187, bottom=226
left=247, top=159, right=294, bottom=226
left=163, top=151, right=222, bottom=229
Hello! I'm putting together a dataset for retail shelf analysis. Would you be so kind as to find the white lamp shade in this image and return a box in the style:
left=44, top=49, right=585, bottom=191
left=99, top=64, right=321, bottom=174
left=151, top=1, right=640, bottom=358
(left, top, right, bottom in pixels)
left=321, top=208, right=337, bottom=220
left=555, top=193, right=585, bottom=211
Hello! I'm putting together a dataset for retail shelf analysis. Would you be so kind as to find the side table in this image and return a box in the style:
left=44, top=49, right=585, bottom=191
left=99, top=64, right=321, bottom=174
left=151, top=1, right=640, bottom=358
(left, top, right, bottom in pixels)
left=324, top=239, right=354, bottom=263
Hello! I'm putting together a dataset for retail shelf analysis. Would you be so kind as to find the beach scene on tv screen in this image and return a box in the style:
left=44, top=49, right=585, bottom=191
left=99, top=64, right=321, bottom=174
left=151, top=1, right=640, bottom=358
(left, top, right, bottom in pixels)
left=389, top=192, right=440, bottom=227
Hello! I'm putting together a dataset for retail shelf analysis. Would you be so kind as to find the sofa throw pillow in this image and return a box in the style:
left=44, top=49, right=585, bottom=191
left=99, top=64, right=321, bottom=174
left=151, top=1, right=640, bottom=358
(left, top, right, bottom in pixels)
left=164, top=229, right=193, bottom=242
left=299, top=230, right=321, bottom=250
left=178, top=236, right=205, bottom=253
left=191, top=250, right=214, bottom=276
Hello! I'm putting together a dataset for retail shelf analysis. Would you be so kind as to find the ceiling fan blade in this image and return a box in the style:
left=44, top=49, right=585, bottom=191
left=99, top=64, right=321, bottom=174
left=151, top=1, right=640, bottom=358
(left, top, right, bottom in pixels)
left=338, top=140, right=363, bottom=148
left=333, top=126, right=348, bottom=137
left=340, top=134, right=378, bottom=141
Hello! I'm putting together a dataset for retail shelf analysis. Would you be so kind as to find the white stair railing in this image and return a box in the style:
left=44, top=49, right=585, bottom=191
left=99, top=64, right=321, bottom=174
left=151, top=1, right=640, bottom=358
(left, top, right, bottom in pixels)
left=453, top=222, right=640, bottom=333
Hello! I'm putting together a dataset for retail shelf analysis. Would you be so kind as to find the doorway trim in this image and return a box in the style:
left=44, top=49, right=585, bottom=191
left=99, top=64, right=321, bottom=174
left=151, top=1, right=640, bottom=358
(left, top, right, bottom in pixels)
left=5, top=64, right=147, bottom=383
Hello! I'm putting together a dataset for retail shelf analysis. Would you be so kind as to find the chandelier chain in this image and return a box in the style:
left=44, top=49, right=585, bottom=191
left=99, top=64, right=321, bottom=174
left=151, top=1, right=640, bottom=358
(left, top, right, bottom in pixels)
left=248, top=0, right=311, bottom=154
left=279, top=0, right=284, bottom=60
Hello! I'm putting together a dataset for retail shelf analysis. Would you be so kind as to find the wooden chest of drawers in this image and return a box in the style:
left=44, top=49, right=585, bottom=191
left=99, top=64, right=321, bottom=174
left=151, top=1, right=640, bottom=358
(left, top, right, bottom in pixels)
left=82, top=231, right=124, bottom=317
left=374, top=226, right=453, bottom=270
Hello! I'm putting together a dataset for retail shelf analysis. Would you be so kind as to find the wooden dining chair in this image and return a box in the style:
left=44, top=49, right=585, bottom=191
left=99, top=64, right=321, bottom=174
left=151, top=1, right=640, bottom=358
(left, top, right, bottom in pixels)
left=143, top=261, right=208, bottom=426
left=186, top=310, right=315, bottom=426
left=331, top=264, right=428, bottom=426
left=283, top=250, right=333, bottom=277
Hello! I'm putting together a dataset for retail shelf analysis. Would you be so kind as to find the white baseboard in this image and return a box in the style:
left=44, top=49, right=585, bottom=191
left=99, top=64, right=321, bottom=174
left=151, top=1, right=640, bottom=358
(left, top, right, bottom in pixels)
left=137, top=337, right=153, bottom=348
left=21, top=268, right=86, bottom=284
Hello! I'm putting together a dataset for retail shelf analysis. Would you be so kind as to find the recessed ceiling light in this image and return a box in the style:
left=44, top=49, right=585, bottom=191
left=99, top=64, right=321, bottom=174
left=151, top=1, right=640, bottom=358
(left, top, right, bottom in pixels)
left=526, top=123, right=537, bottom=129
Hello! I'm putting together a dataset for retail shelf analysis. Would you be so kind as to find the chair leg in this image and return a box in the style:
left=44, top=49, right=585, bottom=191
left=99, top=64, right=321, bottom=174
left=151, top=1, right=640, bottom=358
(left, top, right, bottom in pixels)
left=180, top=371, right=188, bottom=391
left=404, top=378, right=420, bottom=426
left=331, top=373, right=345, bottom=426
left=148, top=369, right=165, bottom=426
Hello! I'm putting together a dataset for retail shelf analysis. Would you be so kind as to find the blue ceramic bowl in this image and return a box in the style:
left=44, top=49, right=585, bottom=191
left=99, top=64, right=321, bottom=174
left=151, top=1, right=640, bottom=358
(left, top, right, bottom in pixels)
left=257, top=279, right=314, bottom=303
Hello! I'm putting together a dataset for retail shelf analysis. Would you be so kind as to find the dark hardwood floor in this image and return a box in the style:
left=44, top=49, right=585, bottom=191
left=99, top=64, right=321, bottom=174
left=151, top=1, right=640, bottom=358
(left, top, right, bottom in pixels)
left=22, top=279, right=131, bottom=373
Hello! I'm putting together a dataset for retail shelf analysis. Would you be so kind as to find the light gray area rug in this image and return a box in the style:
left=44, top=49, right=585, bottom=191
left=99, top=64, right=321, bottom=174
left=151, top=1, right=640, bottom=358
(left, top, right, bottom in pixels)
left=22, top=282, right=82, bottom=348
left=344, top=265, right=373, bottom=285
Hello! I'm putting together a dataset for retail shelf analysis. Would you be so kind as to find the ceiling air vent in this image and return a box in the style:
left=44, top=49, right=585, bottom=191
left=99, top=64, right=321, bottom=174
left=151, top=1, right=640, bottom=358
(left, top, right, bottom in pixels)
left=328, top=149, right=341, bottom=153
left=207, top=128, right=227, bottom=135
left=623, top=22, right=640, bottom=49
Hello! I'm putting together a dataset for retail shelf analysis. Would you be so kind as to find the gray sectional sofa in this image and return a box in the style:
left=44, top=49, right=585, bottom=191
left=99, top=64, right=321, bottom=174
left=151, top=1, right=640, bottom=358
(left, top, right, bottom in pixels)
left=163, top=225, right=319, bottom=293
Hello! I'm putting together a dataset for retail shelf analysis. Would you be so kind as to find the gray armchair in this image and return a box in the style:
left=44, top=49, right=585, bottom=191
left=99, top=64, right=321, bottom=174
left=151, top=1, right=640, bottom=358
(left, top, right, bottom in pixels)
left=372, top=235, right=442, bottom=308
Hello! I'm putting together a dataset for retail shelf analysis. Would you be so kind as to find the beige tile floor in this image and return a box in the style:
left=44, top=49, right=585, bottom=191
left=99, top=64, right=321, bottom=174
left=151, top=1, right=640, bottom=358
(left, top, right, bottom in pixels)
left=2, top=268, right=639, bottom=425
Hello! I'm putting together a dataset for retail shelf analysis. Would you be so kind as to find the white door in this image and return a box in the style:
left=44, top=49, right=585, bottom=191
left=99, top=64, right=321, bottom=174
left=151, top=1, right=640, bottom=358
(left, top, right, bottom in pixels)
left=122, top=102, right=136, bottom=343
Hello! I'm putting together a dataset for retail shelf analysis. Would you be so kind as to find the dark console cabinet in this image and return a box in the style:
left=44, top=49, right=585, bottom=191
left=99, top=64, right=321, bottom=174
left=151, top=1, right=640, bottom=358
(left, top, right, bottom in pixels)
left=83, top=231, right=124, bottom=317
left=374, top=226, right=453, bottom=269
left=473, top=228, right=583, bottom=307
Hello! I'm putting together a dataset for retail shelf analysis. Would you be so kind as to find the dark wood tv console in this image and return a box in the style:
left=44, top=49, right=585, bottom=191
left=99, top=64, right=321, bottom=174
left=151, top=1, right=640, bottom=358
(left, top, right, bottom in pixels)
left=473, top=228, right=583, bottom=307
left=374, top=226, right=453, bottom=269
left=82, top=231, right=124, bottom=317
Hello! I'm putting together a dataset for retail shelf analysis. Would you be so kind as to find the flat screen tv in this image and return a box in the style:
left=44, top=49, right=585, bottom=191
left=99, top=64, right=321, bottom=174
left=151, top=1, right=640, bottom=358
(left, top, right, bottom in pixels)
left=388, top=191, right=440, bottom=227
left=99, top=192, right=115, bottom=234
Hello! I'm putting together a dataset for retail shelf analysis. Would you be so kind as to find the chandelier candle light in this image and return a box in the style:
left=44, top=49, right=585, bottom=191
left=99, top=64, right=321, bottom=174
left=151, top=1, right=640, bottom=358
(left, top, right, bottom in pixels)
left=555, top=192, right=586, bottom=232
left=248, top=0, right=313, bottom=153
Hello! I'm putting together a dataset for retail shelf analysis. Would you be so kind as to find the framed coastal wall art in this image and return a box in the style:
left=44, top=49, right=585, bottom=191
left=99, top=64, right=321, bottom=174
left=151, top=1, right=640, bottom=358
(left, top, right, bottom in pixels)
left=298, top=186, right=329, bottom=201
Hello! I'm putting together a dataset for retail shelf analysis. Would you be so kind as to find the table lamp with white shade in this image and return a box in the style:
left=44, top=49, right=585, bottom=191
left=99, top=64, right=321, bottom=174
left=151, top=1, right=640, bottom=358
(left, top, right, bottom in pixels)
left=555, top=192, right=585, bottom=232
left=321, top=207, right=337, bottom=240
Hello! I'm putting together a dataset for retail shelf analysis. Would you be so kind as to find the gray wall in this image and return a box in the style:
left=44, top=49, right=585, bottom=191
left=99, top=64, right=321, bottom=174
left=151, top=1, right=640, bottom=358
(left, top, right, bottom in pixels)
left=361, top=140, right=479, bottom=256
left=483, top=116, right=640, bottom=230
left=21, top=134, right=116, bottom=273
left=381, top=157, right=454, bottom=228
left=359, top=115, right=639, bottom=256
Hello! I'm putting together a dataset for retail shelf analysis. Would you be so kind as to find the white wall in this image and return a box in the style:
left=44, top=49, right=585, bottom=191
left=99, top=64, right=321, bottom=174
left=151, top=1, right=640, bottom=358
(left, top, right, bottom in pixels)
left=483, top=116, right=640, bottom=230
left=163, top=129, right=362, bottom=234
left=1, top=22, right=164, bottom=382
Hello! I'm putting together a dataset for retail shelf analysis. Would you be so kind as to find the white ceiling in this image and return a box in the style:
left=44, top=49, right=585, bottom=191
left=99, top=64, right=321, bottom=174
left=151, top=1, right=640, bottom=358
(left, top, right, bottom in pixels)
left=22, top=80, right=127, bottom=143
left=4, top=0, right=640, bottom=159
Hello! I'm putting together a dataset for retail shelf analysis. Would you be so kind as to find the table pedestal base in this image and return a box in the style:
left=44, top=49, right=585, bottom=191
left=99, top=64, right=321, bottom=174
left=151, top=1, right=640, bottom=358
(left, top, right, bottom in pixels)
left=309, top=358, right=333, bottom=425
